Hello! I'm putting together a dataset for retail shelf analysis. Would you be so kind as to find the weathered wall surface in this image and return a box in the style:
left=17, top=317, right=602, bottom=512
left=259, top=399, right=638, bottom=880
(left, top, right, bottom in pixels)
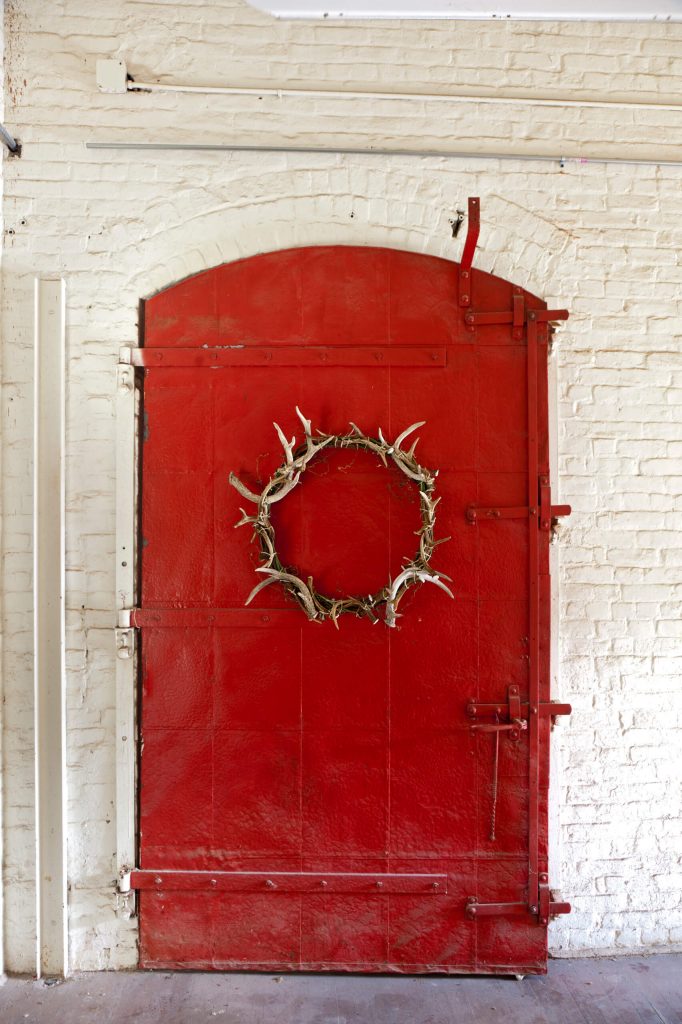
left=2, top=0, right=681, bottom=971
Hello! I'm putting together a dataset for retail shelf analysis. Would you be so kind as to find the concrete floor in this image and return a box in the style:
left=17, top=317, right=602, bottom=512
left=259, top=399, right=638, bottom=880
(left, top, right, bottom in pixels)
left=0, top=954, right=680, bottom=1024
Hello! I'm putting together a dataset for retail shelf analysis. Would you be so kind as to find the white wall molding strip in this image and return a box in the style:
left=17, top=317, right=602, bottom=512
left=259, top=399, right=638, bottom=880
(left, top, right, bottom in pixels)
left=33, top=279, right=68, bottom=978
left=115, top=362, right=137, bottom=907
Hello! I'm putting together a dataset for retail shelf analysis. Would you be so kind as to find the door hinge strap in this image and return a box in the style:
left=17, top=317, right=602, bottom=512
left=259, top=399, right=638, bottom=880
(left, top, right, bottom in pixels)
left=466, top=502, right=571, bottom=527
left=130, top=870, right=448, bottom=895
left=458, top=196, right=480, bottom=308
left=123, top=607, right=301, bottom=629
left=466, top=897, right=571, bottom=920
left=464, top=307, right=569, bottom=328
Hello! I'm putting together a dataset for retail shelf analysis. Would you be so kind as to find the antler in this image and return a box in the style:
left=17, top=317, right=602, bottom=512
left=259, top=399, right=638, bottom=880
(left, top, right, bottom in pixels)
left=231, top=409, right=452, bottom=628
left=229, top=471, right=261, bottom=504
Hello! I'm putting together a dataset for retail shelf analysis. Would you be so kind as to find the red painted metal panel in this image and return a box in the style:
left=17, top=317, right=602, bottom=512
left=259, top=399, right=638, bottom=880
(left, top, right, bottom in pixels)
left=137, top=245, right=568, bottom=974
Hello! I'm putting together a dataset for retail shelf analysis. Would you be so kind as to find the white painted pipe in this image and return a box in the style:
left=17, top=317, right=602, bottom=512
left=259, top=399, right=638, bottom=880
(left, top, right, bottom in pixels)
left=127, top=78, right=682, bottom=113
left=245, top=0, right=682, bottom=18
left=0, top=122, right=19, bottom=153
left=85, top=141, right=682, bottom=169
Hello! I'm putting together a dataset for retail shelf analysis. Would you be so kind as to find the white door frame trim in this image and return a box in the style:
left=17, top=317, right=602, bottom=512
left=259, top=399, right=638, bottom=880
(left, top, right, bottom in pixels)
left=115, top=357, right=138, bottom=905
left=33, top=278, right=68, bottom=978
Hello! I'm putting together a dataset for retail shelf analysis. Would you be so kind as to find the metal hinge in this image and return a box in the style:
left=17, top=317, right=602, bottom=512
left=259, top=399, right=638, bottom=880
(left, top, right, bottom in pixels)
left=115, top=617, right=136, bottom=660
left=129, top=870, right=449, bottom=895
left=465, top=894, right=571, bottom=923
left=464, top=303, right=569, bottom=332
left=458, top=197, right=480, bottom=308
left=466, top=477, right=571, bottom=531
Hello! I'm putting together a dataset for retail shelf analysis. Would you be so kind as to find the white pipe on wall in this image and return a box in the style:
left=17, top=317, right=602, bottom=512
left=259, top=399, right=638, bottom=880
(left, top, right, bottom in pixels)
left=245, top=0, right=682, bottom=18
left=127, top=78, right=682, bottom=114
left=85, top=141, right=682, bottom=169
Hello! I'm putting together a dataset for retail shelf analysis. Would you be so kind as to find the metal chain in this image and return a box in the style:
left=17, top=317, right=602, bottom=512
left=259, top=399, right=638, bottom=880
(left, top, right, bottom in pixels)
left=490, top=723, right=500, bottom=842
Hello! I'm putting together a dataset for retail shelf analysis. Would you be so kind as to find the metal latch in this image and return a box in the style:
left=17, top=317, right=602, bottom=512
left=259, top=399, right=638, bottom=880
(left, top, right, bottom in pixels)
left=115, top=627, right=135, bottom=659
left=467, top=688, right=572, bottom=729
left=466, top=688, right=571, bottom=842
left=467, top=684, right=526, bottom=740
left=465, top=893, right=571, bottom=924
left=467, top=685, right=526, bottom=841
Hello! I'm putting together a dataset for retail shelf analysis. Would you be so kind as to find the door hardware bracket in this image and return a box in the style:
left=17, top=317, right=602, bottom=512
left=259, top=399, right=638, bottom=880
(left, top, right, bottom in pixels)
left=467, top=692, right=572, bottom=728
left=538, top=874, right=571, bottom=925
left=465, top=895, right=571, bottom=922
left=466, top=504, right=533, bottom=524
left=466, top=485, right=571, bottom=529
left=458, top=196, right=480, bottom=308
left=464, top=306, right=569, bottom=332
left=467, top=685, right=527, bottom=740
left=115, top=626, right=135, bottom=660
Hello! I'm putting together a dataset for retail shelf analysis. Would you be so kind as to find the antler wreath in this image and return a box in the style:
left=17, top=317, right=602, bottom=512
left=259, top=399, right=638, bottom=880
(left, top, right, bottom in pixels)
left=229, top=408, right=453, bottom=628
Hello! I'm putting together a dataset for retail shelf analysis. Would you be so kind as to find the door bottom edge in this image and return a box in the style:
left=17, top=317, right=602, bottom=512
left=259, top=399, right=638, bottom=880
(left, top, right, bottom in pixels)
left=138, top=959, right=546, bottom=976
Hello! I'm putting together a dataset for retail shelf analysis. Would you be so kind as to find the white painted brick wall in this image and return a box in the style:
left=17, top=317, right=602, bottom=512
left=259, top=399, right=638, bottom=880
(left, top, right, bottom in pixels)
left=2, top=0, right=681, bottom=972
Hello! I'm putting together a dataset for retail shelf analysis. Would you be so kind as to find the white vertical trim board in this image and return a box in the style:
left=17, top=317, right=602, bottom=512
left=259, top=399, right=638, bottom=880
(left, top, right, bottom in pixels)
left=33, top=279, right=68, bottom=978
left=115, top=359, right=137, bottom=901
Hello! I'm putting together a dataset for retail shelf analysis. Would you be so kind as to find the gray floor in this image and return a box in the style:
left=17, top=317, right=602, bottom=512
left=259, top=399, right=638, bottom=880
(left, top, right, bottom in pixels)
left=1, top=954, right=680, bottom=1024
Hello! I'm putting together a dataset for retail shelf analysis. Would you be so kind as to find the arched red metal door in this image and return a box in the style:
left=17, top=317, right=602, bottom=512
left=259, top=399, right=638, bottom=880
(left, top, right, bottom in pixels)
left=131, top=241, right=570, bottom=974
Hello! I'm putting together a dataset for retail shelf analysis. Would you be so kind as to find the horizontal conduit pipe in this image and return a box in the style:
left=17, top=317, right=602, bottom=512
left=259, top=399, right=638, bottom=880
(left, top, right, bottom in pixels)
left=127, top=79, right=682, bottom=114
left=85, top=141, right=682, bottom=168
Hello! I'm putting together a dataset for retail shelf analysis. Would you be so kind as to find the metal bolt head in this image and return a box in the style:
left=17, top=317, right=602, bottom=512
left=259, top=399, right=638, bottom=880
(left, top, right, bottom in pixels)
left=154, top=876, right=162, bottom=885
left=265, top=879, right=276, bottom=889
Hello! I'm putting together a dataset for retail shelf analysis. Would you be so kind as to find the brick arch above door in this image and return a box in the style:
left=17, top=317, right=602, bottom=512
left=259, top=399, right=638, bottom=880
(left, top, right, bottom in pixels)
left=124, top=182, right=575, bottom=309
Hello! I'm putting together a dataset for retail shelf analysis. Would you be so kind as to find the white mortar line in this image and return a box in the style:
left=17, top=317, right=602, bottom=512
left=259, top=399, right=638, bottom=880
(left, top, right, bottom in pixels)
left=127, top=79, right=682, bottom=113
left=33, top=279, right=68, bottom=979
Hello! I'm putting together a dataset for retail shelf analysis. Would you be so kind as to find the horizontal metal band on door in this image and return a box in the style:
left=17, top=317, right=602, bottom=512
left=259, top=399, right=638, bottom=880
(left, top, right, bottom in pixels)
left=123, top=608, right=301, bottom=629
left=126, top=346, right=447, bottom=368
left=131, top=871, right=449, bottom=895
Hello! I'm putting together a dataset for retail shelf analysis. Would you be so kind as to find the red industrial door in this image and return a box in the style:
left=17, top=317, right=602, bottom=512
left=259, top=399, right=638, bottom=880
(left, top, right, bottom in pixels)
left=132, top=234, right=571, bottom=974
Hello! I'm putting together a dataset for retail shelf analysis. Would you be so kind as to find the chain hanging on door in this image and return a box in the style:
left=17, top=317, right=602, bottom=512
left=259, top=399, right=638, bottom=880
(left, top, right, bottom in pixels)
left=229, top=408, right=453, bottom=628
